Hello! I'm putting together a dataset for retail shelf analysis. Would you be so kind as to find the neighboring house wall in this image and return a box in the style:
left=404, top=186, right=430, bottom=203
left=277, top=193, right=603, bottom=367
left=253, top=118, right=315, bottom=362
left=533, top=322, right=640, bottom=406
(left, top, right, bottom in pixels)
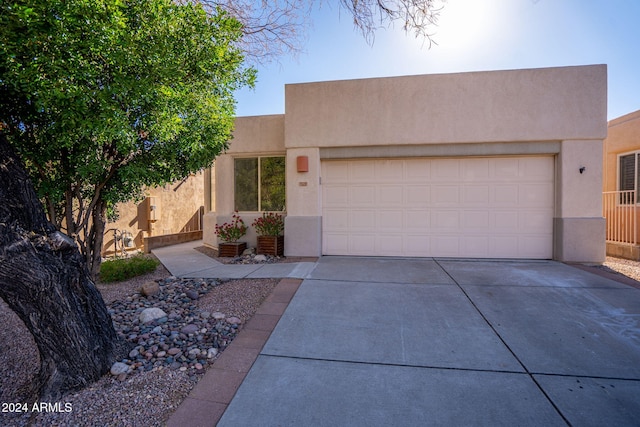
left=603, top=110, right=640, bottom=192
left=204, top=65, right=607, bottom=263
left=602, top=109, right=640, bottom=257
left=104, top=171, right=206, bottom=256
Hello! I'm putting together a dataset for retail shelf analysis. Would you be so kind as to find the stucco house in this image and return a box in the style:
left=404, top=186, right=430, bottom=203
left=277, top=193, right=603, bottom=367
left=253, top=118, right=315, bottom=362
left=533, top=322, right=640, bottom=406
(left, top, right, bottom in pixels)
left=203, top=64, right=607, bottom=263
left=603, top=109, right=640, bottom=259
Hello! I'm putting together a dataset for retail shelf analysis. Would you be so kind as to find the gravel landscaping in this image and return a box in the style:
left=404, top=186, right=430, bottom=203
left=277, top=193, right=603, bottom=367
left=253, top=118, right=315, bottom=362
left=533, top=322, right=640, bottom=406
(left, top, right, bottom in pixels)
left=598, top=256, right=640, bottom=282
left=0, top=260, right=278, bottom=427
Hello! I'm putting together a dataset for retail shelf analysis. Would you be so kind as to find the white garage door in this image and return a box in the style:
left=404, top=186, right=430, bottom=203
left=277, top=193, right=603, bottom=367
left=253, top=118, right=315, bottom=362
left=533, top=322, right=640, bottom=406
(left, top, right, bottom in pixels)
left=322, top=157, right=554, bottom=258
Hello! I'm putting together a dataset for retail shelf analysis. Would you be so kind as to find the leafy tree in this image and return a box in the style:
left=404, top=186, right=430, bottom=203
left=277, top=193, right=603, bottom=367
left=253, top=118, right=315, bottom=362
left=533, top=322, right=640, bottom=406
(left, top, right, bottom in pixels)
left=0, top=0, right=253, bottom=400
left=0, top=0, right=255, bottom=277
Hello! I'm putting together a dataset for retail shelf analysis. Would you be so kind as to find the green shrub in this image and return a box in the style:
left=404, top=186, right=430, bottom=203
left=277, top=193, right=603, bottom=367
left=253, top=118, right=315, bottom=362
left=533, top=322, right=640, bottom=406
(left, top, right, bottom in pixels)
left=99, top=255, right=159, bottom=283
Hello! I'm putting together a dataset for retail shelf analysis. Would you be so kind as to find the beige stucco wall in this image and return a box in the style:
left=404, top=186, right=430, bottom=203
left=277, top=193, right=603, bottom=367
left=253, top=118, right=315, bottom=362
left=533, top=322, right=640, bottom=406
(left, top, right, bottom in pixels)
left=205, top=65, right=608, bottom=262
left=284, top=65, right=606, bottom=148
left=554, top=139, right=606, bottom=262
left=203, top=115, right=286, bottom=249
left=603, top=109, right=640, bottom=192
left=104, top=172, right=205, bottom=255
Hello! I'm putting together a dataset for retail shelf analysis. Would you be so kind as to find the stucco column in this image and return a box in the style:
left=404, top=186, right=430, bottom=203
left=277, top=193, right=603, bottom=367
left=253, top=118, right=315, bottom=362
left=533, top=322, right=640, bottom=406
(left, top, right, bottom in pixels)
left=554, top=139, right=606, bottom=263
left=284, top=147, right=322, bottom=256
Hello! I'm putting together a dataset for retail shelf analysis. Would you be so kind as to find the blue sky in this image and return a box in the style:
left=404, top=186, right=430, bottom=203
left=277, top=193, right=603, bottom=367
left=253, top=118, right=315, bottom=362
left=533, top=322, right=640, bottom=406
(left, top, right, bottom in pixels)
left=234, top=0, right=640, bottom=121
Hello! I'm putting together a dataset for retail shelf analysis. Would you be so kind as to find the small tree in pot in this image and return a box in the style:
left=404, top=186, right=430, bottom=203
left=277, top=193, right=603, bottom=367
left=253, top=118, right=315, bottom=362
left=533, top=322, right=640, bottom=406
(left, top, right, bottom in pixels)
left=252, top=212, right=285, bottom=256
left=215, top=211, right=248, bottom=256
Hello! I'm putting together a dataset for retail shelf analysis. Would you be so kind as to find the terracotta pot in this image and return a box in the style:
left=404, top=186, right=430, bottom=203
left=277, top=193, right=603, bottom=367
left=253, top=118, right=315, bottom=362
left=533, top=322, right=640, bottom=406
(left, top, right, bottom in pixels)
left=218, top=242, right=247, bottom=257
left=257, top=235, right=284, bottom=256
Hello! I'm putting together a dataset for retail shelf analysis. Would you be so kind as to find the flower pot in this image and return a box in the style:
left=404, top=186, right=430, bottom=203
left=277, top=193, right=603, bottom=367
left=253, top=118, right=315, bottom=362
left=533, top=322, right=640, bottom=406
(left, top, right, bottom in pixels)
left=257, top=235, right=284, bottom=256
left=218, top=242, right=247, bottom=257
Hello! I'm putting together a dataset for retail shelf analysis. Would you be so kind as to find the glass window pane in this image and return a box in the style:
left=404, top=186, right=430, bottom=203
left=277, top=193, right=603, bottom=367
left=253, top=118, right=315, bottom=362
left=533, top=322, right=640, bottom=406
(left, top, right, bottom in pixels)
left=636, top=153, right=640, bottom=198
left=619, top=154, right=636, bottom=191
left=234, top=158, right=258, bottom=211
left=260, top=157, right=286, bottom=211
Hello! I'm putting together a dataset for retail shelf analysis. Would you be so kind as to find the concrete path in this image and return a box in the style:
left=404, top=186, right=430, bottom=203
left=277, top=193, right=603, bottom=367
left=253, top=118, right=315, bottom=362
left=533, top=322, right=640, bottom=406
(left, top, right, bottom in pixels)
left=151, top=240, right=317, bottom=279
left=215, top=257, right=640, bottom=426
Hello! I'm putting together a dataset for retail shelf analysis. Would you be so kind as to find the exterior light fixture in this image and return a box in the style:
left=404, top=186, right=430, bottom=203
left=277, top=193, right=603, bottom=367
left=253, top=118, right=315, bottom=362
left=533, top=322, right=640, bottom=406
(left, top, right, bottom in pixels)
left=297, top=156, right=309, bottom=173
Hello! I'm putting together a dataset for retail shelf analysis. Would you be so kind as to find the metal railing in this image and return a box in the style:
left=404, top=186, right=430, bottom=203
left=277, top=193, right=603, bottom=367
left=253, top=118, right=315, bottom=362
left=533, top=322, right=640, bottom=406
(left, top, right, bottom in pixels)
left=603, top=190, right=638, bottom=245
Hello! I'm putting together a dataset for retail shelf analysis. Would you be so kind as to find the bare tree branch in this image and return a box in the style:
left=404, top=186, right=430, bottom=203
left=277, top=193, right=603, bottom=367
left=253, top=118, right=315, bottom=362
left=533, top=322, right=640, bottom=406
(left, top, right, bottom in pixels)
left=186, top=0, right=312, bottom=64
left=184, top=0, right=444, bottom=64
left=340, top=0, right=444, bottom=46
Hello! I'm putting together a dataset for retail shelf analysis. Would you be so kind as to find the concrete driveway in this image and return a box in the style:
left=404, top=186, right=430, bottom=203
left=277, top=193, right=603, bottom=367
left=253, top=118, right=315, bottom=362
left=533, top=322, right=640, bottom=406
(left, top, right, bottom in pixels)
left=217, top=257, right=640, bottom=426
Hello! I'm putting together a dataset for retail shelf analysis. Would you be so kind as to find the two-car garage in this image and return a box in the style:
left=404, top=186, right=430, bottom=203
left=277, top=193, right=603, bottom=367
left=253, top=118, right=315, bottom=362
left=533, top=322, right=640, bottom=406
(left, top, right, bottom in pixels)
left=207, top=65, right=606, bottom=263
left=321, top=156, right=555, bottom=259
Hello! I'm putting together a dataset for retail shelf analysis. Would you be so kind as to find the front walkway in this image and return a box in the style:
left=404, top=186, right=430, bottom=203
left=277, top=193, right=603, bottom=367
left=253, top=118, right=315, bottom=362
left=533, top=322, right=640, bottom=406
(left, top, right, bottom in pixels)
left=151, top=240, right=318, bottom=279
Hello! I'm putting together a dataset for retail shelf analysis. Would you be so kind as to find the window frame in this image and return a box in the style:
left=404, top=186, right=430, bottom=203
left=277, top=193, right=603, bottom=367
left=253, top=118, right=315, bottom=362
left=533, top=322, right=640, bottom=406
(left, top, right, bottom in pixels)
left=233, top=155, right=286, bottom=213
left=617, top=150, right=640, bottom=204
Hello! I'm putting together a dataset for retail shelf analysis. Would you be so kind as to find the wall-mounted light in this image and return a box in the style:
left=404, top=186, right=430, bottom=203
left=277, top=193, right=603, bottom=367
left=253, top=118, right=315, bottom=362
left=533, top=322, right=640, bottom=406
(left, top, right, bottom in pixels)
left=579, top=166, right=586, bottom=174
left=297, top=156, right=309, bottom=173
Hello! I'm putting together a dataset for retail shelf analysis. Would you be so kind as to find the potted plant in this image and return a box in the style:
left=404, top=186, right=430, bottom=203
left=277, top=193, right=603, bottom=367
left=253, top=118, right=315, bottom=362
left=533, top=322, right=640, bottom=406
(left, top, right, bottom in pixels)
left=252, top=212, right=285, bottom=256
left=215, top=211, right=248, bottom=257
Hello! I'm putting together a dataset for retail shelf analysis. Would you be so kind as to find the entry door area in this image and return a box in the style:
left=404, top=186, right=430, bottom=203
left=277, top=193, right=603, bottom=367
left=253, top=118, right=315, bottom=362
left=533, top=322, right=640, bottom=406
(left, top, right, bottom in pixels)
left=321, top=157, right=554, bottom=258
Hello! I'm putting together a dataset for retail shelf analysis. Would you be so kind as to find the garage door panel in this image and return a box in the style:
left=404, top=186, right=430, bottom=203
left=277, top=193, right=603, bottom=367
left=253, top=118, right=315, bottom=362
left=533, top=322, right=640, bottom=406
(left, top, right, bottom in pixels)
left=520, top=211, right=553, bottom=233
left=377, top=210, right=404, bottom=231
left=493, top=158, right=521, bottom=179
left=494, top=211, right=520, bottom=231
left=463, top=158, right=490, bottom=181
left=323, top=161, right=349, bottom=183
left=519, top=183, right=554, bottom=206
left=350, top=162, right=375, bottom=181
left=322, top=157, right=554, bottom=259
left=493, top=185, right=519, bottom=205
left=462, top=210, right=490, bottom=229
left=405, top=211, right=430, bottom=230
left=518, top=235, right=551, bottom=258
left=405, top=185, right=430, bottom=206
left=324, top=209, right=349, bottom=230
left=521, top=156, right=555, bottom=177
left=324, top=233, right=349, bottom=254
left=324, top=186, right=349, bottom=206
left=432, top=186, right=460, bottom=205
left=351, top=186, right=376, bottom=206
left=463, top=186, right=490, bottom=204
left=432, top=159, right=460, bottom=181
left=378, top=185, right=404, bottom=204
left=350, top=234, right=376, bottom=255
left=405, top=159, right=431, bottom=180
left=375, top=159, right=404, bottom=180
left=433, top=210, right=460, bottom=229
left=461, top=236, right=489, bottom=257
left=350, top=210, right=375, bottom=229
left=489, top=236, right=519, bottom=257
left=377, top=234, right=403, bottom=254
left=405, top=234, right=430, bottom=254
left=432, top=236, right=460, bottom=257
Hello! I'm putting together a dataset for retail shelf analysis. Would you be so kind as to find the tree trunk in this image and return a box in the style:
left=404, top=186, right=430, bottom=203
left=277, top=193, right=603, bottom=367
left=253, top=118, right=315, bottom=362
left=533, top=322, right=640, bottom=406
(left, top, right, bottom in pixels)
left=88, top=199, right=107, bottom=278
left=0, top=135, right=128, bottom=401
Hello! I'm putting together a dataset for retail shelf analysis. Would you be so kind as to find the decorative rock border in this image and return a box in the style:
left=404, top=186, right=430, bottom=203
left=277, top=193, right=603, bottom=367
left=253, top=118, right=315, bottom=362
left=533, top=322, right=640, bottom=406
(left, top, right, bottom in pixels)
left=107, top=276, right=242, bottom=380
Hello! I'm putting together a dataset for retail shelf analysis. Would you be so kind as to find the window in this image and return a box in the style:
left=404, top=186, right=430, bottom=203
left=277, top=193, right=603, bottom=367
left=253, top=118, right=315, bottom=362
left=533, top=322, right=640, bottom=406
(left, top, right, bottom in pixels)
left=234, top=156, right=286, bottom=211
left=618, top=152, right=640, bottom=204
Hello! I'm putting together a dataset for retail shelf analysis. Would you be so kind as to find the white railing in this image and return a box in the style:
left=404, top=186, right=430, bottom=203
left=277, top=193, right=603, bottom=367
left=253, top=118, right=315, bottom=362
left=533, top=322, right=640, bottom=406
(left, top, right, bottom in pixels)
left=603, top=191, right=638, bottom=245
